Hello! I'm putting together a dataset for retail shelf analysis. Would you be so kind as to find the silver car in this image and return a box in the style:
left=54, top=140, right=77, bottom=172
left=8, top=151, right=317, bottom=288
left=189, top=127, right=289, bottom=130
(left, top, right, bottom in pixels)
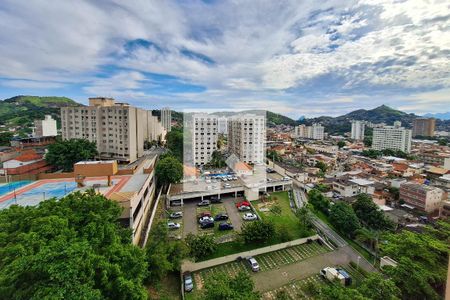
left=247, top=257, right=260, bottom=272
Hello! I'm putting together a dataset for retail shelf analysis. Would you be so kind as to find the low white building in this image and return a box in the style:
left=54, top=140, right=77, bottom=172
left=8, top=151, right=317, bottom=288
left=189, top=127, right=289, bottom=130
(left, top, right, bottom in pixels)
left=333, top=177, right=375, bottom=197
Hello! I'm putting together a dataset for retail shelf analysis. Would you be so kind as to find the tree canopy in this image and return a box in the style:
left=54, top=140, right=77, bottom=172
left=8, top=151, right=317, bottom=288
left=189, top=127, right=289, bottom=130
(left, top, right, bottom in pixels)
left=165, top=128, right=184, bottom=162
left=381, top=222, right=449, bottom=299
left=352, top=194, right=394, bottom=231
left=185, top=233, right=217, bottom=261
left=0, top=190, right=148, bottom=300
left=45, top=138, right=98, bottom=172
left=240, top=219, right=276, bottom=243
left=307, top=189, right=330, bottom=214
left=329, top=202, right=360, bottom=237
left=155, top=155, right=183, bottom=186
left=202, top=271, right=259, bottom=300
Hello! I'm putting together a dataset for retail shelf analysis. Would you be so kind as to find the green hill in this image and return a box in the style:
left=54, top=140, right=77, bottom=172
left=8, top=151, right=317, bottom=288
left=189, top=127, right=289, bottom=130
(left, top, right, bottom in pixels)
left=0, top=95, right=82, bottom=134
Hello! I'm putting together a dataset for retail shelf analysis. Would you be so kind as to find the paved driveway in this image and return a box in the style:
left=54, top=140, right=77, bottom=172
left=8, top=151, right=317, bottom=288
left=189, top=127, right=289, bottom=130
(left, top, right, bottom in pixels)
left=222, top=197, right=244, bottom=231
left=183, top=201, right=198, bottom=237
left=252, top=245, right=373, bottom=292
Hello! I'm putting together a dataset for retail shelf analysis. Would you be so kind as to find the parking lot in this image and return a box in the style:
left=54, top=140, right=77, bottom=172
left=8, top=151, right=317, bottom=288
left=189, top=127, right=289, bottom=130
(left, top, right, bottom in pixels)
left=188, top=240, right=329, bottom=296
left=262, top=274, right=327, bottom=300
left=165, top=196, right=257, bottom=240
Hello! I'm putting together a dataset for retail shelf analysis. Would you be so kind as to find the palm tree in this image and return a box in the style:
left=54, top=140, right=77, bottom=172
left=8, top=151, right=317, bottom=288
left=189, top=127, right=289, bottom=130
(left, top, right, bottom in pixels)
left=355, top=227, right=377, bottom=250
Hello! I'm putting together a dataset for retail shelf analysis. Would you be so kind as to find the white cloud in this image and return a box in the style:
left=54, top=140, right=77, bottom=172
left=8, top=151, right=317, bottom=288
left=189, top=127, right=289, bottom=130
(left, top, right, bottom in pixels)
left=0, top=0, right=448, bottom=115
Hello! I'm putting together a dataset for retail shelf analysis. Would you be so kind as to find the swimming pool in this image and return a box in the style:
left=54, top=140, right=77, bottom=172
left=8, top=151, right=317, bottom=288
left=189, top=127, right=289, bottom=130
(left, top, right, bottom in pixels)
left=0, top=181, right=78, bottom=209
left=0, top=181, right=33, bottom=196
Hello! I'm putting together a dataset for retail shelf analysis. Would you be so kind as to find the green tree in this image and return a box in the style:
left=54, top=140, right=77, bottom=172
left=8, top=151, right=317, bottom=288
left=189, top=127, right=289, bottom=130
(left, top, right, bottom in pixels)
left=363, top=136, right=372, bottom=147
left=357, top=273, right=400, bottom=300
left=438, top=138, right=447, bottom=146
left=354, top=227, right=378, bottom=250
left=319, top=285, right=368, bottom=300
left=0, top=131, right=13, bottom=146
left=202, top=271, right=259, bottom=300
left=209, top=150, right=226, bottom=168
left=361, top=149, right=381, bottom=158
left=45, top=138, right=98, bottom=172
left=155, top=156, right=183, bottom=186
left=0, top=190, right=148, bottom=299
left=337, top=140, right=346, bottom=148
left=185, top=233, right=217, bottom=261
left=381, top=225, right=449, bottom=299
left=329, top=202, right=360, bottom=237
left=352, top=194, right=394, bottom=231
left=315, top=161, right=328, bottom=173
left=166, top=128, right=183, bottom=162
left=308, top=189, right=330, bottom=214
left=145, top=222, right=187, bottom=283
left=295, top=206, right=313, bottom=229
left=267, top=150, right=282, bottom=162
left=240, top=219, right=276, bottom=243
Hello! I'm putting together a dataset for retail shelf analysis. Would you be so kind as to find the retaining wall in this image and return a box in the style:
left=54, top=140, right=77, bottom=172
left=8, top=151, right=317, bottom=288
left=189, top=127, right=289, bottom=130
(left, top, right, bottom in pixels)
left=181, top=234, right=320, bottom=273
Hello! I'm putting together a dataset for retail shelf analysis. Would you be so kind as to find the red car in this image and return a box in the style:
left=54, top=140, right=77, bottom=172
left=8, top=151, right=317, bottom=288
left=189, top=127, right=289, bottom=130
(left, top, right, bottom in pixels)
left=198, top=211, right=211, bottom=218
left=236, top=201, right=251, bottom=208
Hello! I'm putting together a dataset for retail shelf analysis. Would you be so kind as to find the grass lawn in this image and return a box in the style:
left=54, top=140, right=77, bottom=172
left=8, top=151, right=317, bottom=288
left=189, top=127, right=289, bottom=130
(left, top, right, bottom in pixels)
left=196, top=203, right=235, bottom=238
left=147, top=271, right=181, bottom=300
left=254, top=191, right=312, bottom=239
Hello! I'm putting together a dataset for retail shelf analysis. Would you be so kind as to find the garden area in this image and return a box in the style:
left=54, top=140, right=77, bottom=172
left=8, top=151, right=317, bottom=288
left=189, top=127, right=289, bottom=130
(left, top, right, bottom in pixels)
left=253, top=191, right=314, bottom=239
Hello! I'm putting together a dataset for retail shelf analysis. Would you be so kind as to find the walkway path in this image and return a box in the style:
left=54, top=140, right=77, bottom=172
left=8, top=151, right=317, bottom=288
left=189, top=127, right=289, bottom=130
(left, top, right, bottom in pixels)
left=222, top=198, right=243, bottom=231
left=183, top=201, right=198, bottom=237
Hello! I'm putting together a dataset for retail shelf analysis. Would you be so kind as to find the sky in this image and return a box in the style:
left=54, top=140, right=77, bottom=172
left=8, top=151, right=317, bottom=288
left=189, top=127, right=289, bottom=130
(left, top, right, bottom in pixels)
left=0, top=0, right=449, bottom=118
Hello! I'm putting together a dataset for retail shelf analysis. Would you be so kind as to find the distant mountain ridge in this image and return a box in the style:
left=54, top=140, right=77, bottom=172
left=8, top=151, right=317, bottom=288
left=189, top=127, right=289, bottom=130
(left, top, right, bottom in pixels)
left=0, top=95, right=82, bottom=130
left=423, top=112, right=450, bottom=120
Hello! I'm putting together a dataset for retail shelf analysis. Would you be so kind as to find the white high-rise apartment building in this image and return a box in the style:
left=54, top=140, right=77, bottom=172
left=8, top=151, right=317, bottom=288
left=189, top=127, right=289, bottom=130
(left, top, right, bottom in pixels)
left=372, top=121, right=412, bottom=153
left=34, top=115, right=57, bottom=137
left=217, top=117, right=228, bottom=135
left=161, top=107, right=172, bottom=132
left=192, top=114, right=218, bottom=166
left=61, top=97, right=165, bottom=162
left=228, top=114, right=266, bottom=164
left=351, top=120, right=365, bottom=140
left=294, top=123, right=324, bottom=140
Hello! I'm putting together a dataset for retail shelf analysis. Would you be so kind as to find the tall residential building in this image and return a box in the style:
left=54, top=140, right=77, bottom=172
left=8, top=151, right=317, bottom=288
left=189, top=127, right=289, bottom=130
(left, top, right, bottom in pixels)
left=217, top=117, right=228, bottom=135
left=400, top=182, right=444, bottom=213
left=372, top=121, right=412, bottom=153
left=412, top=118, right=435, bottom=137
left=61, top=97, right=165, bottom=163
left=294, top=123, right=324, bottom=140
left=192, top=114, right=218, bottom=166
left=161, top=107, right=172, bottom=132
left=34, top=115, right=57, bottom=137
left=351, top=120, right=365, bottom=140
left=228, top=114, right=266, bottom=164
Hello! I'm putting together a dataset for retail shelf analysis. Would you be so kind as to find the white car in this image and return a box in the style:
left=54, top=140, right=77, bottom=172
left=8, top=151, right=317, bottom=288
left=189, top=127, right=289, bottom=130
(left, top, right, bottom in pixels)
left=238, top=205, right=251, bottom=211
left=168, top=222, right=181, bottom=230
left=224, top=183, right=231, bottom=188
left=199, top=216, right=214, bottom=224
left=243, top=213, right=257, bottom=221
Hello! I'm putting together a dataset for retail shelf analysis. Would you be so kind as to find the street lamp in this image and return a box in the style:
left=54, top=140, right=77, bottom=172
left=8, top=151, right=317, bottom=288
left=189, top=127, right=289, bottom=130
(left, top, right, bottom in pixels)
left=357, top=255, right=361, bottom=271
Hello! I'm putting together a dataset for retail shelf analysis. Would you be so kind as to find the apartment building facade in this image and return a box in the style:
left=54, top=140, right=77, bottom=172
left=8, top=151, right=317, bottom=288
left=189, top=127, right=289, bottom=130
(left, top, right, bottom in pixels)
left=161, top=107, right=172, bottom=132
left=412, top=118, right=435, bottom=137
left=351, top=120, right=365, bottom=140
left=400, top=182, right=444, bottom=213
left=228, top=114, right=266, bottom=164
left=192, top=114, right=218, bottom=166
left=372, top=121, right=412, bottom=153
left=295, top=123, right=324, bottom=140
left=61, top=97, right=165, bottom=163
left=34, top=115, right=57, bottom=137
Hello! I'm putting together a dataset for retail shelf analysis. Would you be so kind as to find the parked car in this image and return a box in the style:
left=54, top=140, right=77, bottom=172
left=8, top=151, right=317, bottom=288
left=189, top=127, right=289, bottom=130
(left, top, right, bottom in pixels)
left=236, top=201, right=251, bottom=208
left=247, top=257, right=260, bottom=272
left=200, top=221, right=214, bottom=229
left=238, top=205, right=251, bottom=211
left=199, top=216, right=214, bottom=224
left=224, top=183, right=231, bottom=188
left=167, top=222, right=181, bottom=230
left=199, top=211, right=212, bottom=218
left=218, top=222, right=234, bottom=230
left=169, top=211, right=183, bottom=219
left=210, top=197, right=222, bottom=203
left=197, top=200, right=211, bottom=206
left=243, top=213, right=257, bottom=221
left=184, top=272, right=194, bottom=292
left=214, top=213, right=229, bottom=221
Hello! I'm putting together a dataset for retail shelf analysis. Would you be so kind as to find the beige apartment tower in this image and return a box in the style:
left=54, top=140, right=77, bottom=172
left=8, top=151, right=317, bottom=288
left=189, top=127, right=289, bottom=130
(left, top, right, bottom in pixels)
left=61, top=97, right=165, bottom=162
left=412, top=118, right=435, bottom=137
